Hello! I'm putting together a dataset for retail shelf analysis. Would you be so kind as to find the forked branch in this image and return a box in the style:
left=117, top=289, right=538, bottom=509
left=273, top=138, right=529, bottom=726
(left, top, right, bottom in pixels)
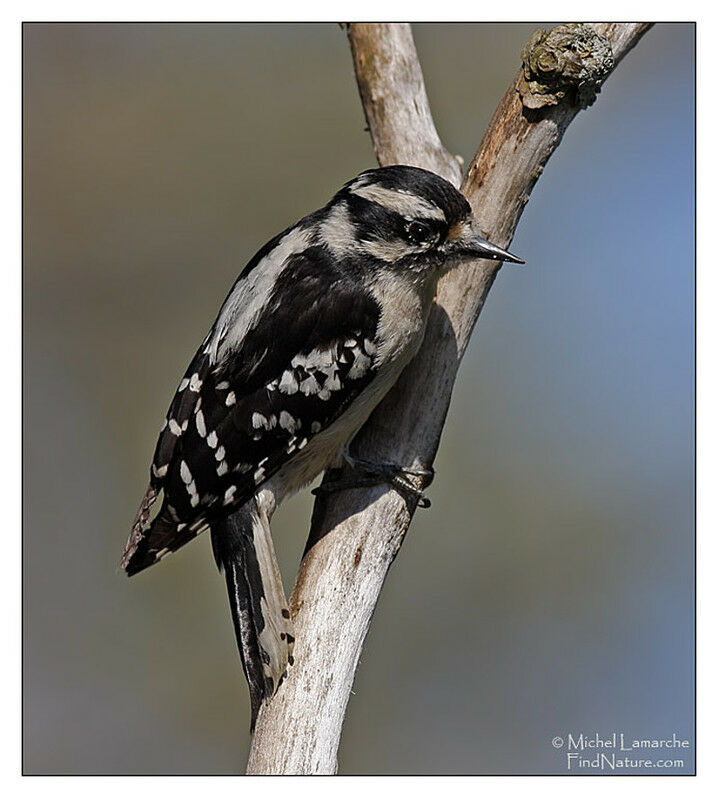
left=246, top=21, right=652, bottom=775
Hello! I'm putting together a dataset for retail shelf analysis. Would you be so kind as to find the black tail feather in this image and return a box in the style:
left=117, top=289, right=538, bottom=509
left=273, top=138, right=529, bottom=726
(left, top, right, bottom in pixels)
left=219, top=548, right=266, bottom=728
left=211, top=503, right=292, bottom=730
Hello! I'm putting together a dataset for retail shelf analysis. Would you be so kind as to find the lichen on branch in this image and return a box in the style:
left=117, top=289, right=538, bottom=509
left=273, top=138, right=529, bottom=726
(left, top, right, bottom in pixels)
left=518, top=23, right=614, bottom=109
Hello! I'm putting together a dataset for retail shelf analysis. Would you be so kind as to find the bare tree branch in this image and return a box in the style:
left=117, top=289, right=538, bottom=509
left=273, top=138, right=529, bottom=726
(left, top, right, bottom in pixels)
left=348, top=23, right=463, bottom=184
left=246, top=22, right=652, bottom=775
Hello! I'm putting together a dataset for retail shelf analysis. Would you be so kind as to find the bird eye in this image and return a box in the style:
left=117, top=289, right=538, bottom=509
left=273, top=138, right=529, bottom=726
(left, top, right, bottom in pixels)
left=405, top=221, right=433, bottom=245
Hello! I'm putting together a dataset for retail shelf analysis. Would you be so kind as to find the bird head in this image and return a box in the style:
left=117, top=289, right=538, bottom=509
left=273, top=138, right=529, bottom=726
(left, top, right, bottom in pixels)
left=319, top=165, right=523, bottom=274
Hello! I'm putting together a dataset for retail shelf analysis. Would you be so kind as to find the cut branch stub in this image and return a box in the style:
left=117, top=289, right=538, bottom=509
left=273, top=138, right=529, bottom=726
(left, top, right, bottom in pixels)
left=518, top=23, right=614, bottom=109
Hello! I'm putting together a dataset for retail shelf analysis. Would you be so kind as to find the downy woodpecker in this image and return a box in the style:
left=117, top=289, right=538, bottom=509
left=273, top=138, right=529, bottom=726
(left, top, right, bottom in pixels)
left=122, top=165, right=523, bottom=726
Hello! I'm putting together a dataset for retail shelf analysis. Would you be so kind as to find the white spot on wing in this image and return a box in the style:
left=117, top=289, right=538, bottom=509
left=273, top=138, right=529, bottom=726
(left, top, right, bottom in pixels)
left=324, top=370, right=343, bottom=391
left=279, top=411, right=298, bottom=434
left=189, top=373, right=202, bottom=392
left=181, top=465, right=200, bottom=506
left=278, top=370, right=299, bottom=394
left=299, top=374, right=320, bottom=395
left=180, top=460, right=192, bottom=485
left=347, top=350, right=371, bottom=380
left=293, top=347, right=336, bottom=371
left=225, top=391, right=236, bottom=406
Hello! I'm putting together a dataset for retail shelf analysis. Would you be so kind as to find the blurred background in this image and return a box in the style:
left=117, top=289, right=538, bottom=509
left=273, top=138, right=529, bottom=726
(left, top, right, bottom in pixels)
left=23, top=23, right=694, bottom=775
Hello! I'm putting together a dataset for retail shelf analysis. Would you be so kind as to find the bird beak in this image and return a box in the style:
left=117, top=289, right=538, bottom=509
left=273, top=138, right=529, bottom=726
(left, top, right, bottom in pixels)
left=450, top=221, right=525, bottom=264
left=466, top=235, right=525, bottom=264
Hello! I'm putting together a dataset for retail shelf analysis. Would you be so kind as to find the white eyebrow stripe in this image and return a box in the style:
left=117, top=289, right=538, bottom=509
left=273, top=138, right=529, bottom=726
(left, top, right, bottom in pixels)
left=349, top=183, right=446, bottom=221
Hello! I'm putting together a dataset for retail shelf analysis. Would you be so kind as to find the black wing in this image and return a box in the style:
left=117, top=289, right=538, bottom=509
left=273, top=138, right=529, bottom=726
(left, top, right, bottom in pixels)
left=122, top=248, right=381, bottom=574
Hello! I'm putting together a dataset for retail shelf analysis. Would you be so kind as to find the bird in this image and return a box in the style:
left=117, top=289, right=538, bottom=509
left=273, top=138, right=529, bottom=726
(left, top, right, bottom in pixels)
left=121, top=164, right=523, bottom=727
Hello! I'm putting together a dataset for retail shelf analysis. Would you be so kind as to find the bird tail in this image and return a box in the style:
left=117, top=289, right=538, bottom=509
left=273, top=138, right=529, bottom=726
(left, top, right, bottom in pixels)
left=210, top=499, right=294, bottom=729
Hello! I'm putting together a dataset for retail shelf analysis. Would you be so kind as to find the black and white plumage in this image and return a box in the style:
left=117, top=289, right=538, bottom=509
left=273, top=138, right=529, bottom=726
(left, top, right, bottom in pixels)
left=122, top=165, right=523, bottom=726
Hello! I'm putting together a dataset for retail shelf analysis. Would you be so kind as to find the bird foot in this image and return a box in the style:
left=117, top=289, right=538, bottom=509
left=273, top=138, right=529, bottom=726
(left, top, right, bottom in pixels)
left=312, top=455, right=435, bottom=508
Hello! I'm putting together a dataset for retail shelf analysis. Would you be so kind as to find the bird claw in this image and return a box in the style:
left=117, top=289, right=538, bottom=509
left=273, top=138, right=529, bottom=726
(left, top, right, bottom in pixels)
left=312, top=456, right=434, bottom=509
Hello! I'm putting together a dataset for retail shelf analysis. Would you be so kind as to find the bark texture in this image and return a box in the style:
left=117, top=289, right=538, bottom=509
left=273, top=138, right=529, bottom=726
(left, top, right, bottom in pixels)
left=246, top=22, right=652, bottom=775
